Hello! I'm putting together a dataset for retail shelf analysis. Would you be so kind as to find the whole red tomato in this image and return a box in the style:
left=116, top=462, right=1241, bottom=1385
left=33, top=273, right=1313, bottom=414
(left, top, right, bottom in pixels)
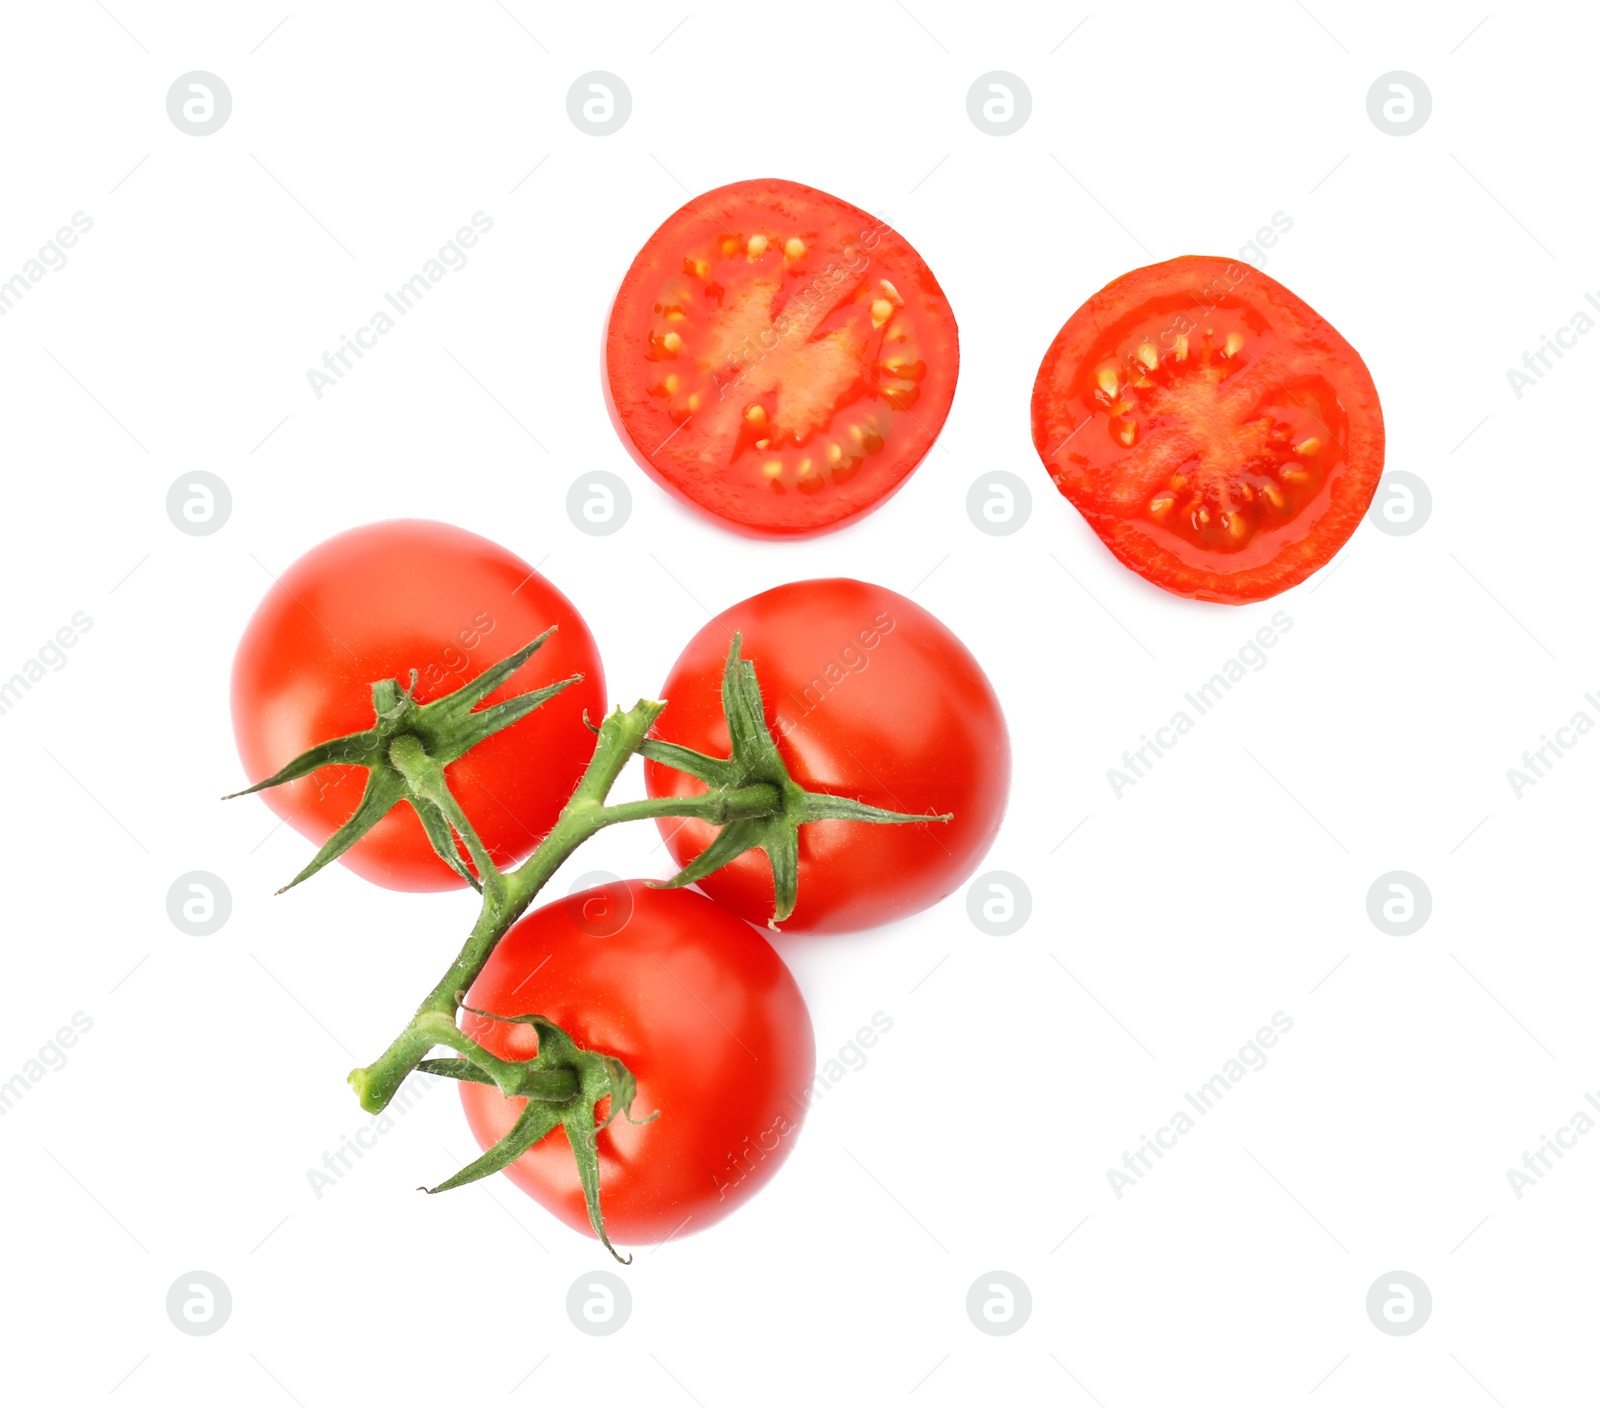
left=231, top=520, right=605, bottom=891
left=645, top=579, right=1010, bottom=932
left=458, top=881, right=815, bottom=1244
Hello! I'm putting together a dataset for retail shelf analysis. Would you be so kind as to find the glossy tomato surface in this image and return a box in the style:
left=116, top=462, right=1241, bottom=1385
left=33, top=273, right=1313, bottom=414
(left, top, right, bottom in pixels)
left=604, top=178, right=959, bottom=537
left=1032, top=256, right=1384, bottom=603
left=231, top=520, right=604, bottom=891
left=458, top=882, right=815, bottom=1245
left=645, top=579, right=1009, bottom=933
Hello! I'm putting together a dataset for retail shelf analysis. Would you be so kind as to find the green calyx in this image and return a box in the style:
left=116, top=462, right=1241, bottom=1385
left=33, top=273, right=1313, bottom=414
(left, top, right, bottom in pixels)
left=642, top=634, right=950, bottom=927
left=418, top=1009, right=655, bottom=1264
left=224, top=630, right=579, bottom=893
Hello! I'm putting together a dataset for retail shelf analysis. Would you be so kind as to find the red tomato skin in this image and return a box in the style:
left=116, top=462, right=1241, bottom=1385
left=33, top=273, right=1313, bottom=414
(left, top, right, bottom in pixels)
left=230, top=520, right=605, bottom=891
left=604, top=178, right=959, bottom=538
left=644, top=580, right=1010, bottom=933
left=458, top=883, right=815, bottom=1244
left=1031, top=256, right=1384, bottom=604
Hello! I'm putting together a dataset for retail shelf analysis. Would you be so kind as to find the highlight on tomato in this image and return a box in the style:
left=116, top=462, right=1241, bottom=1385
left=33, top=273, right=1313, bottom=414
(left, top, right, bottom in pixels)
left=230, top=520, right=605, bottom=891
left=604, top=178, right=959, bottom=537
left=645, top=578, right=1010, bottom=933
left=1031, top=255, right=1384, bottom=603
left=456, top=881, right=815, bottom=1245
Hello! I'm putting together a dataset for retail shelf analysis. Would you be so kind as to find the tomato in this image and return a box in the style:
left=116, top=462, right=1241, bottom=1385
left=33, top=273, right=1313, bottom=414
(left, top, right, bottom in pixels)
left=231, top=520, right=605, bottom=891
left=458, top=882, right=814, bottom=1244
left=604, top=178, right=959, bottom=537
left=1031, top=256, right=1384, bottom=603
left=644, top=580, right=1009, bottom=933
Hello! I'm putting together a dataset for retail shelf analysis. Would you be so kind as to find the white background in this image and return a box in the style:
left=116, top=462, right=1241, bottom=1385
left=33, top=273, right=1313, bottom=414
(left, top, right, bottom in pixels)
left=1, top=2, right=1595, bottom=1403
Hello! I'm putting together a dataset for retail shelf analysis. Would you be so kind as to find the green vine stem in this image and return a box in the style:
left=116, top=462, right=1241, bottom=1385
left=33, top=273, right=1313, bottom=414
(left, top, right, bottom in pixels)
left=231, top=631, right=946, bottom=1257
left=349, top=699, right=782, bottom=1114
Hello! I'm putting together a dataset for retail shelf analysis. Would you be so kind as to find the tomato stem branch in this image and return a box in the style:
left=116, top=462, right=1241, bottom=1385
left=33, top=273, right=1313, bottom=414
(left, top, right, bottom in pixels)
left=234, top=628, right=950, bottom=1258
left=347, top=701, right=783, bottom=1114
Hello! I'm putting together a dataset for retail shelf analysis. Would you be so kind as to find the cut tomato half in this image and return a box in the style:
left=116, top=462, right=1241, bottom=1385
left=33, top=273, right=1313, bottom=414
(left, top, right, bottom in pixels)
left=1031, top=256, right=1384, bottom=603
left=604, top=178, right=959, bottom=537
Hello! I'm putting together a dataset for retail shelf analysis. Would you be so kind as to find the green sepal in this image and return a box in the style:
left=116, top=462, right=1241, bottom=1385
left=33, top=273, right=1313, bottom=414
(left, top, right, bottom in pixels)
left=222, top=729, right=383, bottom=798
left=636, top=737, right=737, bottom=787
left=425, top=1099, right=563, bottom=1194
left=276, top=768, right=406, bottom=894
left=416, top=1057, right=496, bottom=1086
left=408, top=797, right=482, bottom=892
left=649, top=635, right=950, bottom=927
left=652, top=817, right=767, bottom=891
left=227, top=631, right=580, bottom=893
left=422, top=1009, right=656, bottom=1264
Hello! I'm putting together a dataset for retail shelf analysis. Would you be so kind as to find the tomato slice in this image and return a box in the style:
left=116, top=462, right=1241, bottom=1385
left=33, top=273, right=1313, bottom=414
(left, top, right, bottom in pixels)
left=605, top=178, right=959, bottom=537
left=1031, top=256, right=1384, bottom=603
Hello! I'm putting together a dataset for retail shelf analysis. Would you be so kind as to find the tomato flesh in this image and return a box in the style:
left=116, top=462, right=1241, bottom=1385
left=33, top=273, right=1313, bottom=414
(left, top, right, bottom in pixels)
left=1032, top=257, right=1383, bottom=603
left=458, top=882, right=814, bottom=1244
left=605, top=179, right=959, bottom=537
